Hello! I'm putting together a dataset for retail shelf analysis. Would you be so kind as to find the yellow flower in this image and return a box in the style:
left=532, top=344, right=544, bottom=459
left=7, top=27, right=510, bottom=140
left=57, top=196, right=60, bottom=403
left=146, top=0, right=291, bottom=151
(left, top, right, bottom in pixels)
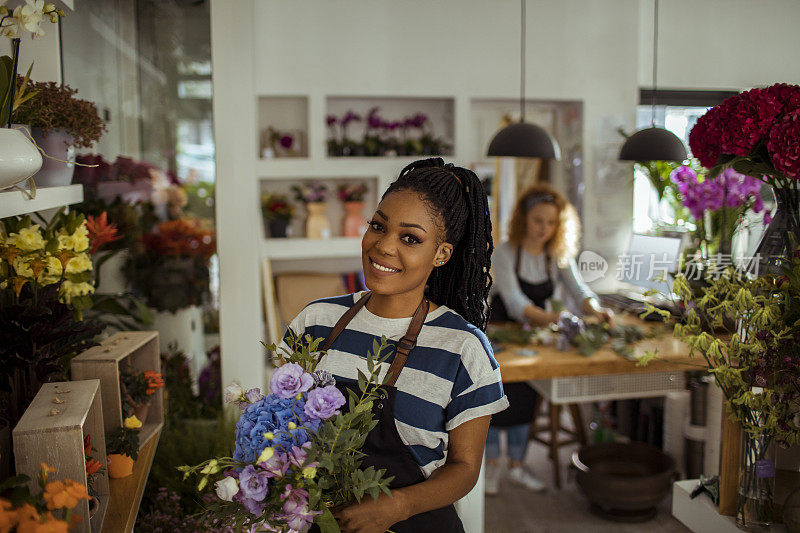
left=7, top=225, right=46, bottom=252
left=65, top=252, right=92, bottom=274
left=287, top=422, right=297, bottom=430
left=263, top=432, right=275, bottom=440
left=44, top=255, right=62, bottom=277
left=56, top=225, right=89, bottom=253
left=301, top=466, right=317, bottom=479
left=60, top=281, right=94, bottom=303
left=257, top=447, right=274, bottom=463
left=12, top=255, right=34, bottom=277
left=123, top=415, right=142, bottom=429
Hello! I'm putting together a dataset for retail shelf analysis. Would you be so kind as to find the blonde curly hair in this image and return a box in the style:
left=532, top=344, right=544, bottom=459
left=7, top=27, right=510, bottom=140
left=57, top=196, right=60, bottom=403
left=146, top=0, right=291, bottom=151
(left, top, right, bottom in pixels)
left=507, top=183, right=581, bottom=267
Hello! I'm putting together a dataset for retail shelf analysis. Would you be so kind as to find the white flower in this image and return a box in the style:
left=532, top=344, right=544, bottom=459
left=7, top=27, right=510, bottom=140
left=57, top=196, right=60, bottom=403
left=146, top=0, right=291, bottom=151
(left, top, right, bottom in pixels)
left=223, top=382, right=245, bottom=404
left=214, top=476, right=239, bottom=501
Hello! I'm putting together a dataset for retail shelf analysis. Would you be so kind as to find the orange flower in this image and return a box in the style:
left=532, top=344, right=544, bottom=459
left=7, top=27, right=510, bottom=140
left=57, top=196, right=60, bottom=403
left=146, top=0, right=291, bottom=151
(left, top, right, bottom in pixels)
left=40, top=463, right=57, bottom=475
left=17, top=512, right=69, bottom=533
left=85, top=458, right=102, bottom=476
left=11, top=503, right=40, bottom=533
left=29, top=257, right=46, bottom=279
left=0, top=245, right=21, bottom=265
left=0, top=498, right=19, bottom=533
left=42, top=479, right=89, bottom=510
left=12, top=277, right=28, bottom=297
left=54, top=250, right=75, bottom=274
left=86, top=212, right=121, bottom=255
left=83, top=435, right=92, bottom=457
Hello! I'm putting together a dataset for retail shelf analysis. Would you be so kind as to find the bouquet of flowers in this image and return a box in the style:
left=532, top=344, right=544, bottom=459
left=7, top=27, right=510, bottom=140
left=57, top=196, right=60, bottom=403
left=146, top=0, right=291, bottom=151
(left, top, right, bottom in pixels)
left=123, top=219, right=215, bottom=312
left=261, top=194, right=295, bottom=221
left=291, top=183, right=328, bottom=204
left=179, top=333, right=394, bottom=532
left=336, top=183, right=368, bottom=203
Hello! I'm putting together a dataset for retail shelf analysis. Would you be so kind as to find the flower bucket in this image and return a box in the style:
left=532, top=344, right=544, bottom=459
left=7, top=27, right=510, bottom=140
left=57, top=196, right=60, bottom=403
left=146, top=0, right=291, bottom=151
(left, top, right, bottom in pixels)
left=107, top=453, right=134, bottom=478
left=31, top=128, right=75, bottom=188
left=152, top=305, right=206, bottom=388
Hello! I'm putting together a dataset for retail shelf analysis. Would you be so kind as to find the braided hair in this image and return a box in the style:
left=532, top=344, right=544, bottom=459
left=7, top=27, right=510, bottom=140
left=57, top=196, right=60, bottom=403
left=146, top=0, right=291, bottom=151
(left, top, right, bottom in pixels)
left=382, top=158, right=494, bottom=331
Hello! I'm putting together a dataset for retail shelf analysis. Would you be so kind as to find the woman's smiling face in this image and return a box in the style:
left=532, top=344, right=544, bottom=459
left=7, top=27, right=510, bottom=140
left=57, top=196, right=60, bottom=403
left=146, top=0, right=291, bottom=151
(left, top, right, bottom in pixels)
left=362, top=189, right=452, bottom=297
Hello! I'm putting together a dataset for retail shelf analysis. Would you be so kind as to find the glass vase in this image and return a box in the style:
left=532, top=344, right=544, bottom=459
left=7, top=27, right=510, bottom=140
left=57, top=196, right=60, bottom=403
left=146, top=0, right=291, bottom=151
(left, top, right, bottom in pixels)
left=751, top=185, right=800, bottom=275
left=736, top=432, right=774, bottom=531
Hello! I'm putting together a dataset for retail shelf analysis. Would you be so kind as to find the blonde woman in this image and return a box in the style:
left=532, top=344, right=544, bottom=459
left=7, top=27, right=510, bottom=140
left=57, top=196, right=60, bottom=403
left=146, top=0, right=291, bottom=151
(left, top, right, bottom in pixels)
left=485, top=183, right=614, bottom=494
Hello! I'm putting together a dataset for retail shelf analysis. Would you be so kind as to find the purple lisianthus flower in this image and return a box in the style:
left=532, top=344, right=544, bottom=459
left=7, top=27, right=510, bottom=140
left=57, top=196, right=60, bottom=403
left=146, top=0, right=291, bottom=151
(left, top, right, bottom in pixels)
left=245, top=388, right=264, bottom=404
left=239, top=464, right=271, bottom=501
left=278, top=485, right=321, bottom=532
left=270, top=363, right=314, bottom=399
left=288, top=442, right=311, bottom=468
left=304, top=385, right=346, bottom=420
left=258, top=450, right=290, bottom=478
left=236, top=492, right=266, bottom=517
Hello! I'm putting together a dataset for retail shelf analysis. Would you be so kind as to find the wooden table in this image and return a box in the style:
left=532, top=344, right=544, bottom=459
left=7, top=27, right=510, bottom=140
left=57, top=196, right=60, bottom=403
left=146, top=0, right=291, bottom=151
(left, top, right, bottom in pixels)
left=494, top=312, right=705, bottom=383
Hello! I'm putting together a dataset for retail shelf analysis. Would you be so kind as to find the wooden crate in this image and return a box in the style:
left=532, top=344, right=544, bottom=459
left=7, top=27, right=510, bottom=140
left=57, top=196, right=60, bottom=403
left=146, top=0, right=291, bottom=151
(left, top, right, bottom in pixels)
left=13, top=380, right=110, bottom=533
left=71, top=331, right=163, bottom=447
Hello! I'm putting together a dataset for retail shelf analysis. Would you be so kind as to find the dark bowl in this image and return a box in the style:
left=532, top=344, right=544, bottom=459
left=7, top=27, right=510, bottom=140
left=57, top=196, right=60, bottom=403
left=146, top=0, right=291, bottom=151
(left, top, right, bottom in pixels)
left=572, top=442, right=676, bottom=522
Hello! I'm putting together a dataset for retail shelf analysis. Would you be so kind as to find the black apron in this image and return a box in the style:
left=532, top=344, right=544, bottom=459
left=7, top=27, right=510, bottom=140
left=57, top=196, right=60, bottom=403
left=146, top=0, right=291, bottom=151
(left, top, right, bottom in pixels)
left=314, top=292, right=464, bottom=533
left=489, top=247, right=554, bottom=427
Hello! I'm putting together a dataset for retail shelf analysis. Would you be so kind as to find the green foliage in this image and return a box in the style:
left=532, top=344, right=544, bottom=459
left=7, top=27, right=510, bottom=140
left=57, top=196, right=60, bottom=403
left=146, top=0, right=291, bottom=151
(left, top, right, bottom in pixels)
left=0, top=282, right=103, bottom=428
left=486, top=326, right=535, bottom=346
left=572, top=322, right=650, bottom=358
left=162, top=346, right=221, bottom=422
left=107, top=426, right=140, bottom=460
left=640, top=249, right=800, bottom=447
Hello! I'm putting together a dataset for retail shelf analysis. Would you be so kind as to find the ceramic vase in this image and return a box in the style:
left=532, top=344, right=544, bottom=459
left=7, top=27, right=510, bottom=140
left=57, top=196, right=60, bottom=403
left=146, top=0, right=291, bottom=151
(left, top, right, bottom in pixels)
left=0, top=127, right=42, bottom=191
left=152, top=305, right=206, bottom=390
left=342, top=201, right=367, bottom=237
left=267, top=218, right=289, bottom=238
left=305, top=201, right=331, bottom=239
left=31, top=128, right=75, bottom=187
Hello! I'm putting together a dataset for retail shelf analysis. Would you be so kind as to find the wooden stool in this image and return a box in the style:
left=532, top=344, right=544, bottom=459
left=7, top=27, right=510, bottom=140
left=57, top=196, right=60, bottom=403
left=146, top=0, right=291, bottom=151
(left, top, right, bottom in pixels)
left=528, top=398, right=587, bottom=489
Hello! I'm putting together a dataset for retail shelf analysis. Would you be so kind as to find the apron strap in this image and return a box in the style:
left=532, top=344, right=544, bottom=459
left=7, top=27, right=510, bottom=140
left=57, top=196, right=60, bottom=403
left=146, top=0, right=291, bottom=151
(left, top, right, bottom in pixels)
left=384, top=298, right=429, bottom=387
left=320, top=291, right=429, bottom=387
left=321, top=292, right=372, bottom=352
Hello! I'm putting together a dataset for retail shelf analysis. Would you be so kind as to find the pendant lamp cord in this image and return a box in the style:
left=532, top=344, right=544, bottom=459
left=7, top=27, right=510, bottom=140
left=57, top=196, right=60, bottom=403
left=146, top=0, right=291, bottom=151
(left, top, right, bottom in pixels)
left=651, top=0, right=659, bottom=127
left=520, top=0, right=526, bottom=123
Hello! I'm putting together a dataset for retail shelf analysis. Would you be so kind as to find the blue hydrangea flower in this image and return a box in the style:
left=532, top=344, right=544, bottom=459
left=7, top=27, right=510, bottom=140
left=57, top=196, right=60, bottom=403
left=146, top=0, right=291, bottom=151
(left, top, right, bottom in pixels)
left=234, top=393, right=319, bottom=462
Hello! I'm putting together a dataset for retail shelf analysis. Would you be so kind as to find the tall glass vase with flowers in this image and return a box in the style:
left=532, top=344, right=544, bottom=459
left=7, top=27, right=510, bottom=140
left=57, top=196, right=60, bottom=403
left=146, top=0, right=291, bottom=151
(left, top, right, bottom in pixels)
left=639, top=248, right=800, bottom=530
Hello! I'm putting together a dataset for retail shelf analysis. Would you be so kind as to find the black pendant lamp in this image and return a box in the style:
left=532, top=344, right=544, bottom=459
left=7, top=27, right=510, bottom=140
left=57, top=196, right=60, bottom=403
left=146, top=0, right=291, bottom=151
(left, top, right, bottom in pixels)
left=487, top=0, right=560, bottom=160
left=618, top=0, right=687, bottom=162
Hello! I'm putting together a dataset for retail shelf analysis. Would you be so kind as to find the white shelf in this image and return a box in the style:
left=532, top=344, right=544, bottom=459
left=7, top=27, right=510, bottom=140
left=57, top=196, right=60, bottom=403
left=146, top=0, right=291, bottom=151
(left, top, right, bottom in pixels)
left=671, top=480, right=780, bottom=533
left=0, top=184, right=84, bottom=218
left=263, top=237, right=362, bottom=260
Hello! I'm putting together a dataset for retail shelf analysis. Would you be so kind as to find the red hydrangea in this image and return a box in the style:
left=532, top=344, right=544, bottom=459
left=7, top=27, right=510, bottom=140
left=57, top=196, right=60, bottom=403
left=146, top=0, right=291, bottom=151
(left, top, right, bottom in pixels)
left=767, top=108, right=800, bottom=180
left=689, top=83, right=800, bottom=169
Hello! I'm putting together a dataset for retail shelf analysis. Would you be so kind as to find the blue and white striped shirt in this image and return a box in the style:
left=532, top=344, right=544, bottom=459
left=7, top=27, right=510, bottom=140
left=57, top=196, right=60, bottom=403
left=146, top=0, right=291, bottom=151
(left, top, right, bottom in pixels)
left=277, top=292, right=509, bottom=477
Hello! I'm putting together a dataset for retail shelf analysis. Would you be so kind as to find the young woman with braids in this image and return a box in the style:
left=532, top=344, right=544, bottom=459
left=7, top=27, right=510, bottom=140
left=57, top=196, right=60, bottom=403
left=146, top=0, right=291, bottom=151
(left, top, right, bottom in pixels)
left=279, top=158, right=508, bottom=533
left=484, top=183, right=615, bottom=495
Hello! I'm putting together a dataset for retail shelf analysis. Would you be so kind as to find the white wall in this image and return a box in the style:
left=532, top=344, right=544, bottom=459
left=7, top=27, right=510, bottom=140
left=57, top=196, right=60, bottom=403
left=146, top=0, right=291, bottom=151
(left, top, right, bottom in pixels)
left=638, top=0, right=800, bottom=90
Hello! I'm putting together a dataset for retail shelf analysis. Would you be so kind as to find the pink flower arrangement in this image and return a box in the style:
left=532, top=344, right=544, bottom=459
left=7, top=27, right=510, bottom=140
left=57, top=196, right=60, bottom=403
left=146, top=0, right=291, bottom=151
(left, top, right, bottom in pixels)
left=689, top=83, right=800, bottom=181
left=670, top=166, right=769, bottom=224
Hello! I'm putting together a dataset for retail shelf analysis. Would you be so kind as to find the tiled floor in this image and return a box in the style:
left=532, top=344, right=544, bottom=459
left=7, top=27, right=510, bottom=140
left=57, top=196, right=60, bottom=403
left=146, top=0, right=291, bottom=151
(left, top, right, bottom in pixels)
left=483, top=440, right=691, bottom=532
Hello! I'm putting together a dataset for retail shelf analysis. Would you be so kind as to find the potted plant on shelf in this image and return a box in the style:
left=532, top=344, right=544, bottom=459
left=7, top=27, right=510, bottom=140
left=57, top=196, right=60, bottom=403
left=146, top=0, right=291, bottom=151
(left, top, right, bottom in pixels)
left=123, top=218, right=215, bottom=372
left=120, top=366, right=165, bottom=422
left=260, top=193, right=294, bottom=238
left=106, top=418, right=141, bottom=479
left=337, top=182, right=369, bottom=237
left=292, top=182, right=330, bottom=239
left=0, top=3, right=64, bottom=193
left=13, top=79, right=107, bottom=188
